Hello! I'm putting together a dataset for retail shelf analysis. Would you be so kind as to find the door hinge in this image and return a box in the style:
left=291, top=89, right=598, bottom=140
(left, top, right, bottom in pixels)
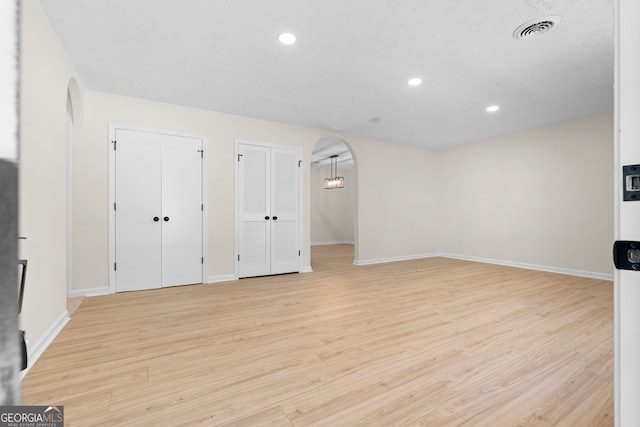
left=238, top=154, right=243, bottom=162
left=112, top=140, right=117, bottom=150
left=201, top=204, right=204, bottom=211
left=114, top=202, right=116, bottom=211
left=114, top=263, right=117, bottom=271
left=201, top=257, right=204, bottom=264
left=238, top=254, right=240, bottom=261
left=198, top=149, right=204, bottom=158
left=298, top=250, right=301, bottom=256
left=298, top=160, right=302, bottom=167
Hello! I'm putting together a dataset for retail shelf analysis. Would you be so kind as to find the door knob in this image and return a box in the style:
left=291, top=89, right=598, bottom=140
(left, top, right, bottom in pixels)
left=153, top=217, right=159, bottom=222
left=164, top=216, right=170, bottom=222
left=265, top=216, right=270, bottom=220
left=272, top=216, right=278, bottom=220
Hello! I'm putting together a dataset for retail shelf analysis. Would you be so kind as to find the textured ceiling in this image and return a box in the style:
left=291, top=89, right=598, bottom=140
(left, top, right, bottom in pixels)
left=38, top=0, right=614, bottom=149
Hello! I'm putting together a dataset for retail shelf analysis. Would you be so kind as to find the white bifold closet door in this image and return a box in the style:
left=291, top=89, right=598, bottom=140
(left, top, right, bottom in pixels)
left=115, top=129, right=203, bottom=292
left=238, top=143, right=300, bottom=278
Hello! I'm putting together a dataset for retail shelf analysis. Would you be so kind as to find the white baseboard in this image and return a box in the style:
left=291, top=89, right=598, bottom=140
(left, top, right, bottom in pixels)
left=206, top=274, right=237, bottom=284
left=20, top=311, right=70, bottom=379
left=70, top=278, right=241, bottom=293
left=300, top=266, right=313, bottom=273
left=68, top=286, right=111, bottom=297
left=311, top=240, right=354, bottom=246
left=439, top=253, right=614, bottom=281
left=353, top=252, right=439, bottom=266
left=351, top=251, right=612, bottom=280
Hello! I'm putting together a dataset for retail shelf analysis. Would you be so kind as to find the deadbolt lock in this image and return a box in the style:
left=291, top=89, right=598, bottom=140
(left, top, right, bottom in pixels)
left=614, top=241, right=640, bottom=271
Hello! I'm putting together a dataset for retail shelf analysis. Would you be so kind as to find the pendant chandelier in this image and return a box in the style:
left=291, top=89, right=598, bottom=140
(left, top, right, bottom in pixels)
left=324, top=155, right=344, bottom=189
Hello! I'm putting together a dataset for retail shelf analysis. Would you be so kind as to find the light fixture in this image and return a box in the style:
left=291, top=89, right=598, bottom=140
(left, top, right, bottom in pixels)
left=278, top=33, right=296, bottom=45
left=486, top=105, right=500, bottom=112
left=324, top=155, right=344, bottom=189
left=408, top=78, right=422, bottom=86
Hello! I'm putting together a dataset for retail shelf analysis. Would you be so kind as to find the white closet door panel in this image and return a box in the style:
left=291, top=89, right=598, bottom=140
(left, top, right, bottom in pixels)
left=270, top=147, right=300, bottom=274
left=271, top=149, right=297, bottom=216
left=271, top=220, right=298, bottom=274
left=241, top=145, right=270, bottom=215
left=115, top=129, right=162, bottom=292
left=240, top=221, right=270, bottom=277
left=239, top=144, right=271, bottom=277
left=161, top=135, right=203, bottom=287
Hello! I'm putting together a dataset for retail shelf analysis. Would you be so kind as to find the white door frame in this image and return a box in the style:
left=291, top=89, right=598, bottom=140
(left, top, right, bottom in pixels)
left=614, top=0, right=640, bottom=423
left=108, top=123, right=208, bottom=293
left=234, top=139, right=303, bottom=278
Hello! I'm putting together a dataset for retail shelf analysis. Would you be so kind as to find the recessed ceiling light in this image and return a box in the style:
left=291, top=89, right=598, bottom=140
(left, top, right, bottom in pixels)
left=278, top=33, right=296, bottom=45
left=408, top=78, right=422, bottom=86
left=486, top=105, right=500, bottom=112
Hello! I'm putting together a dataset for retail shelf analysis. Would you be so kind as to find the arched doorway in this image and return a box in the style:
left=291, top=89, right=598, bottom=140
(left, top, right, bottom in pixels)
left=310, top=137, right=358, bottom=269
left=66, top=78, right=83, bottom=300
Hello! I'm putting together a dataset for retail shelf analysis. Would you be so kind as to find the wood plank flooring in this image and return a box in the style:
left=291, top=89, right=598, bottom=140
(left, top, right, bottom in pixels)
left=22, top=245, right=613, bottom=426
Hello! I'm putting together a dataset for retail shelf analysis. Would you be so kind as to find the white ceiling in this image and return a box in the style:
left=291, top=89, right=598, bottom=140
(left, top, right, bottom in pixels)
left=38, top=0, right=613, bottom=150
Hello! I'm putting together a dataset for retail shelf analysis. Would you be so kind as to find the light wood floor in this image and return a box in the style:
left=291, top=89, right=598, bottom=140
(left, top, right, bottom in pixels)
left=23, top=245, right=613, bottom=426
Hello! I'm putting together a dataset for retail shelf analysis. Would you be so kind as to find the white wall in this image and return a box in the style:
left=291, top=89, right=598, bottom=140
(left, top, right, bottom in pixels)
left=70, top=89, right=441, bottom=292
left=310, top=166, right=355, bottom=245
left=70, top=89, right=612, bottom=292
left=19, top=0, right=79, bottom=364
left=73, top=90, right=313, bottom=290
left=439, top=111, right=613, bottom=277
left=355, top=139, right=441, bottom=263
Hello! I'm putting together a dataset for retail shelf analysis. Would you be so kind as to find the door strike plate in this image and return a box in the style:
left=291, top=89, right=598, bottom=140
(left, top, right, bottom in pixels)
left=623, top=164, right=640, bottom=201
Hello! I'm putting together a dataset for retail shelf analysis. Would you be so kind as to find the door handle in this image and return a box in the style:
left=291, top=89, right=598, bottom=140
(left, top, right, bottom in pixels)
left=164, top=216, right=170, bottom=222
left=153, top=217, right=160, bottom=222
left=272, top=216, right=278, bottom=220
left=264, top=216, right=270, bottom=220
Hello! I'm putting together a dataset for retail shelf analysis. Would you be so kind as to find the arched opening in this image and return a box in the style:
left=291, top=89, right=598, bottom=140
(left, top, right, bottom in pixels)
left=66, top=78, right=83, bottom=128
left=65, top=78, right=83, bottom=306
left=310, top=136, right=358, bottom=270
left=65, top=85, right=74, bottom=298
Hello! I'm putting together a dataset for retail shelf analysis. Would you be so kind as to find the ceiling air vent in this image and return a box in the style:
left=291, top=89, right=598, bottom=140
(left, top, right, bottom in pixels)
left=513, top=16, right=562, bottom=40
